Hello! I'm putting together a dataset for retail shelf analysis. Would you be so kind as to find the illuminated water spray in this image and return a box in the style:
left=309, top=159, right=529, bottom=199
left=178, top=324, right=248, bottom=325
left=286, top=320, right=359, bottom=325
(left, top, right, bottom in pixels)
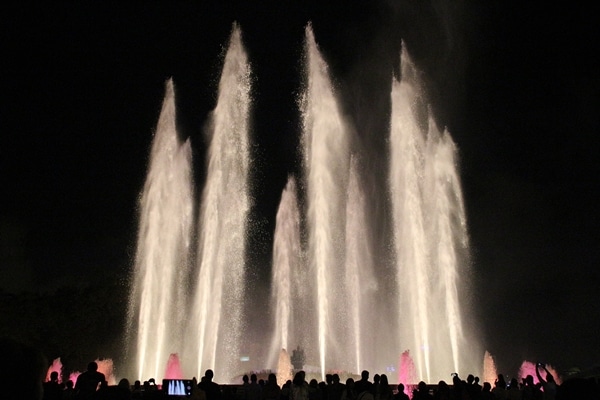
left=267, top=30, right=479, bottom=383
left=345, top=155, right=377, bottom=374
left=128, top=23, right=481, bottom=384
left=127, top=79, right=194, bottom=381
left=186, top=23, right=251, bottom=381
left=301, top=24, right=351, bottom=379
left=270, top=176, right=302, bottom=360
left=390, top=44, right=475, bottom=381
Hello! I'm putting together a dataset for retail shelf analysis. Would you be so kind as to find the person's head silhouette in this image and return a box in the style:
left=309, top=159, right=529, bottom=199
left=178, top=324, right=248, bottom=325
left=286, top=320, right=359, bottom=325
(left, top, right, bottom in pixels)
left=87, top=361, right=99, bottom=372
left=205, top=369, right=214, bottom=381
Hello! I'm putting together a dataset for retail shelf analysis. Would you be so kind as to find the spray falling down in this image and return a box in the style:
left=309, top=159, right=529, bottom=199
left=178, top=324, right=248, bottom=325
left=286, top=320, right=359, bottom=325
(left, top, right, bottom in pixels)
left=127, top=79, right=194, bottom=381
left=389, top=44, right=474, bottom=381
left=186, top=23, right=251, bottom=381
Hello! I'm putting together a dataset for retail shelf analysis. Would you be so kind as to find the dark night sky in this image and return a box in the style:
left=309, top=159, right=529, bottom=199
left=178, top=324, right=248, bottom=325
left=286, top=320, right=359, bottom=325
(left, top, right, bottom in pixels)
left=1, top=1, right=598, bottom=378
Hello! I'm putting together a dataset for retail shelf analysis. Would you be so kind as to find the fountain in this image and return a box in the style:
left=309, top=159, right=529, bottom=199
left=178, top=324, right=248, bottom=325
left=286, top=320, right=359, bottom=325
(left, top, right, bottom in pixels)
left=183, top=21, right=251, bottom=381
left=483, top=351, right=498, bottom=385
left=276, top=349, right=294, bottom=387
left=126, top=77, right=195, bottom=381
left=389, top=44, right=477, bottom=382
left=518, top=361, right=562, bottom=385
left=127, top=22, right=481, bottom=383
left=398, top=351, right=417, bottom=388
left=46, top=358, right=63, bottom=383
left=165, top=354, right=184, bottom=380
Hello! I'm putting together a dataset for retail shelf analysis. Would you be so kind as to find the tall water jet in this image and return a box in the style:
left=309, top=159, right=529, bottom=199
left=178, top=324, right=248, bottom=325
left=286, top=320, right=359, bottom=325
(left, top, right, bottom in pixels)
left=269, top=176, right=303, bottom=368
left=186, top=23, right=251, bottom=382
left=345, top=155, right=377, bottom=374
left=390, top=48, right=430, bottom=381
left=423, top=116, right=470, bottom=376
left=301, top=24, right=351, bottom=378
left=389, top=45, right=477, bottom=382
left=127, top=79, right=194, bottom=381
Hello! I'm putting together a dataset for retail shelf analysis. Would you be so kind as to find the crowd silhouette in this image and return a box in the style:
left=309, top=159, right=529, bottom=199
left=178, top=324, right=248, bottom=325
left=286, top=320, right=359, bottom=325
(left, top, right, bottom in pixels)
left=1, top=336, right=598, bottom=400
left=31, top=365, right=595, bottom=400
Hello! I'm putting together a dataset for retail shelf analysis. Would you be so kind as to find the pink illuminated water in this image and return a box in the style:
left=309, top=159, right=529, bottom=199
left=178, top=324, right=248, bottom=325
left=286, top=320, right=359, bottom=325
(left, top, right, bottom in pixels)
left=69, top=371, right=81, bottom=386
left=46, top=358, right=115, bottom=387
left=46, top=358, right=63, bottom=383
left=69, top=359, right=115, bottom=387
left=96, top=359, right=116, bottom=385
left=398, top=351, right=417, bottom=386
left=164, top=354, right=184, bottom=379
left=518, top=360, right=562, bottom=385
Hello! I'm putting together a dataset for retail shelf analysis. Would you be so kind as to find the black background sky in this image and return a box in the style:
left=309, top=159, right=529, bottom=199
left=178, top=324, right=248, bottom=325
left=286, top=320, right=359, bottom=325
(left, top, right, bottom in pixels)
left=1, top=1, right=598, bottom=378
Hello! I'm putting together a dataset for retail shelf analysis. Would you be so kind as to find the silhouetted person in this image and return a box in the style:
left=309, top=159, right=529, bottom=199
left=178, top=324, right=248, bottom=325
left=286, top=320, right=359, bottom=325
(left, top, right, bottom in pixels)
left=308, top=379, right=320, bottom=400
left=481, top=382, right=494, bottom=400
left=535, top=363, right=557, bottom=400
left=492, top=374, right=508, bottom=400
left=131, top=380, right=143, bottom=399
left=521, top=375, right=540, bottom=400
left=263, top=373, right=281, bottom=400
left=246, top=373, right=262, bottom=400
left=291, top=371, right=309, bottom=400
left=328, top=374, right=345, bottom=400
left=433, top=381, right=450, bottom=400
left=372, top=375, right=380, bottom=400
left=341, top=379, right=357, bottom=400
left=95, top=379, right=110, bottom=400
left=412, top=382, right=433, bottom=400
left=241, top=374, right=251, bottom=400
left=354, top=370, right=374, bottom=398
left=474, top=376, right=482, bottom=392
left=75, top=361, right=105, bottom=400
left=62, top=380, right=76, bottom=400
left=112, top=378, right=132, bottom=400
left=191, top=377, right=207, bottom=400
left=465, top=374, right=481, bottom=400
left=392, top=384, right=409, bottom=400
left=199, top=369, right=222, bottom=400
left=281, top=380, right=292, bottom=400
left=318, top=381, right=328, bottom=400
left=323, top=375, right=332, bottom=400
left=376, top=374, right=392, bottom=400
left=43, top=371, right=61, bottom=400
left=450, top=375, right=466, bottom=400
left=506, top=378, right=522, bottom=400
